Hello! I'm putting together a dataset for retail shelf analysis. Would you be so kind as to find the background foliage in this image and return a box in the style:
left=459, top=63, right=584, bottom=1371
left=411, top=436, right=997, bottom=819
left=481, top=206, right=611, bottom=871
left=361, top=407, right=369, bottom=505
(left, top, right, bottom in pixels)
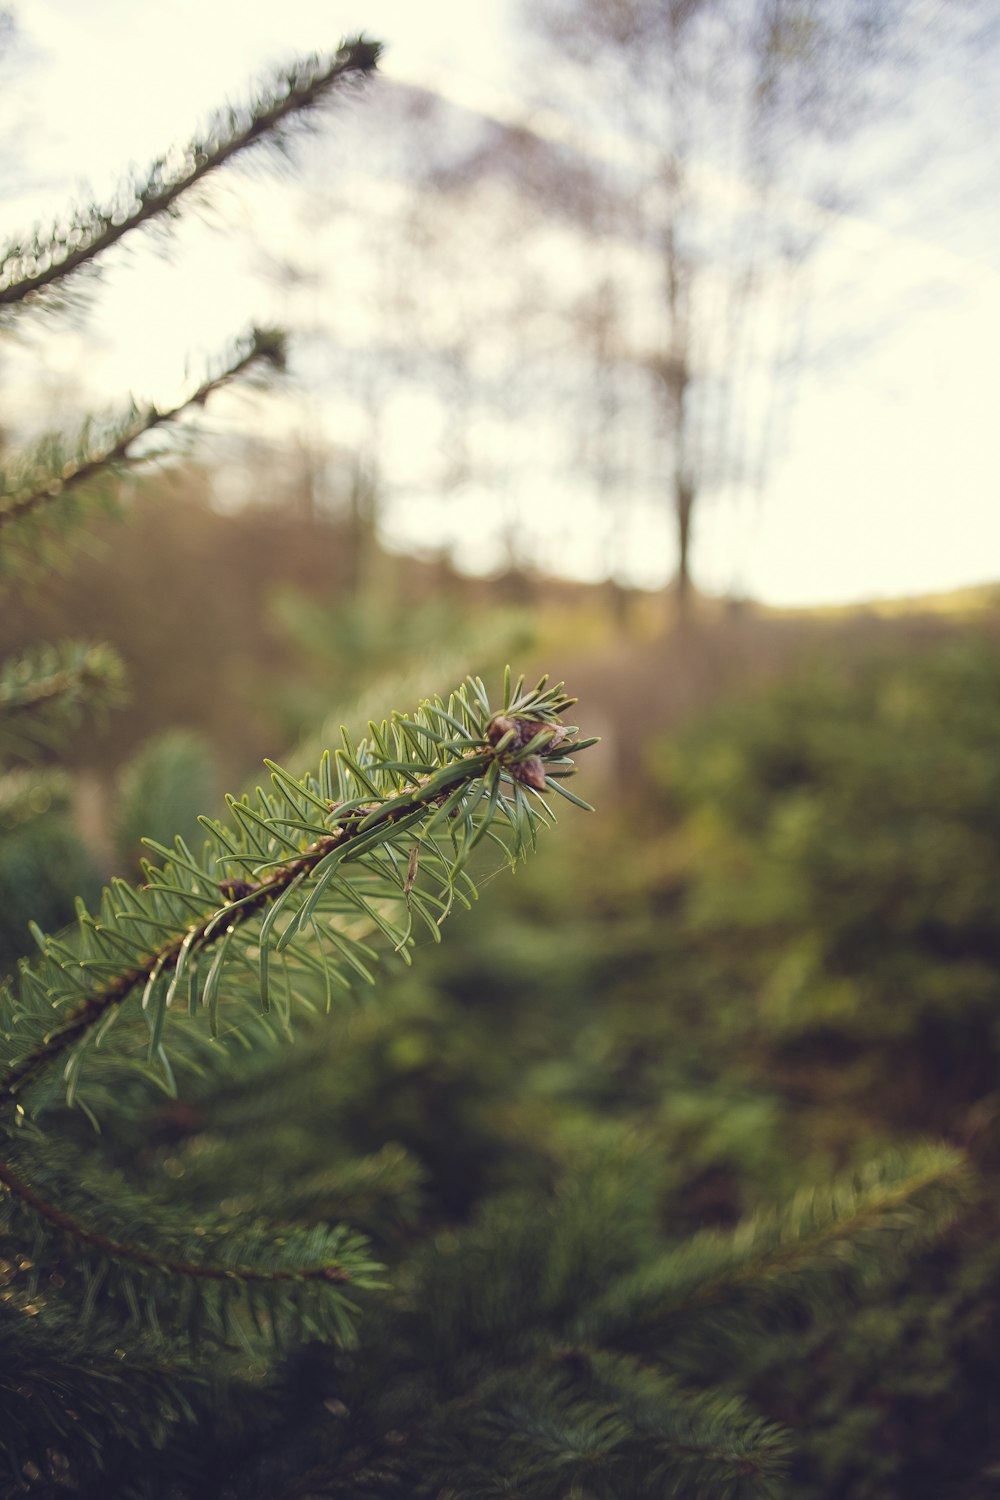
left=7, top=589, right=999, bottom=1494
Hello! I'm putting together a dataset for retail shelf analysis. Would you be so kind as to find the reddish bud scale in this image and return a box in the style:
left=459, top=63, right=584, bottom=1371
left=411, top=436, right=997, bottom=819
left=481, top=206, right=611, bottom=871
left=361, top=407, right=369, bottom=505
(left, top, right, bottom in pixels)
left=510, top=756, right=547, bottom=790
left=486, top=715, right=566, bottom=790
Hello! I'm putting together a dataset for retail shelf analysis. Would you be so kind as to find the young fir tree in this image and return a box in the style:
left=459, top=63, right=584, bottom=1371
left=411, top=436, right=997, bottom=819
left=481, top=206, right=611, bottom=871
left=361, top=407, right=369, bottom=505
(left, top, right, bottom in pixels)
left=0, top=33, right=971, bottom=1499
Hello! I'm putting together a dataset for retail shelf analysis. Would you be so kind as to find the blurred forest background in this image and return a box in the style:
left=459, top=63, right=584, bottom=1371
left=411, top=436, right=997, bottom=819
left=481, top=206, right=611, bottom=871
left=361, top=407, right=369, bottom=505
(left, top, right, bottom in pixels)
left=4, top=1, right=1000, bottom=1493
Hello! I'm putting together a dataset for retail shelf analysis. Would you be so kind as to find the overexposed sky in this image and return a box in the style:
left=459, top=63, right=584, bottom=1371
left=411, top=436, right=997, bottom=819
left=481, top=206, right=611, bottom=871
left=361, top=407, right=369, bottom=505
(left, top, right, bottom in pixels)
left=3, top=0, right=998, bottom=607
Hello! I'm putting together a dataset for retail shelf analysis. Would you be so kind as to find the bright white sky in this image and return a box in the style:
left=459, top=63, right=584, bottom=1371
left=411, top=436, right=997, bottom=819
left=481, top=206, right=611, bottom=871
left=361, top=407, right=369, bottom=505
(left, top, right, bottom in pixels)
left=3, top=0, right=998, bottom=607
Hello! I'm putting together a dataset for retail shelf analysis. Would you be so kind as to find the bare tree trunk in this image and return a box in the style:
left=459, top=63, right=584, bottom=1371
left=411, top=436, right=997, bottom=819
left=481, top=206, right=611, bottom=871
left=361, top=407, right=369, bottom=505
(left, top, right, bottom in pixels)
left=660, top=332, right=694, bottom=624
left=675, top=473, right=695, bottom=623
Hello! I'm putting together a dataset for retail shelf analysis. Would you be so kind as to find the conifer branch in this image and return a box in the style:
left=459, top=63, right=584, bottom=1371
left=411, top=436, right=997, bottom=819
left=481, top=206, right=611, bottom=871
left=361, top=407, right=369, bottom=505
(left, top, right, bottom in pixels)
left=0, top=1154, right=352, bottom=1285
left=0, top=1131, right=380, bottom=1353
left=1, top=752, right=475, bottom=1107
left=0, top=39, right=380, bottom=315
left=326, top=1347, right=789, bottom=1493
left=571, top=1146, right=970, bottom=1354
left=0, top=641, right=127, bottom=761
left=0, top=675, right=592, bottom=1113
left=0, top=674, right=591, bottom=1359
left=0, top=326, right=286, bottom=536
left=0, top=1313, right=204, bottom=1488
left=678, top=1152, right=968, bottom=1314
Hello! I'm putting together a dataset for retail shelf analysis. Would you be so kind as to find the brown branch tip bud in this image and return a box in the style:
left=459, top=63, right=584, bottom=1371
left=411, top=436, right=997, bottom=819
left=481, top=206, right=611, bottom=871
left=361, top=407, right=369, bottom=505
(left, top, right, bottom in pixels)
left=486, top=715, right=567, bottom=791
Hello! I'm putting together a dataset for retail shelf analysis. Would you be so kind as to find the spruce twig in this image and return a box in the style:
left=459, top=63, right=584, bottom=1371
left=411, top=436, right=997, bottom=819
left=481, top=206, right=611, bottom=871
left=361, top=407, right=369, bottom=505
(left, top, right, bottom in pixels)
left=0, top=641, right=127, bottom=761
left=0, top=747, right=490, bottom=1109
left=0, top=327, right=286, bottom=533
left=0, top=39, right=380, bottom=315
left=1, top=682, right=586, bottom=1112
left=570, top=1146, right=971, bottom=1355
left=0, top=676, right=590, bottom=1353
left=0, top=1155, right=352, bottom=1285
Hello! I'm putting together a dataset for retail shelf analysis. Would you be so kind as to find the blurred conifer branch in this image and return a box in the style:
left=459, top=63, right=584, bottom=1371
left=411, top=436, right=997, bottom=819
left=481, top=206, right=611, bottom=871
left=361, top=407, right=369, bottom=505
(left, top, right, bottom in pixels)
left=0, top=641, right=128, bottom=763
left=0, top=327, right=287, bottom=591
left=0, top=326, right=285, bottom=535
left=0, top=36, right=378, bottom=773
left=281, top=1143, right=965, bottom=1498
left=570, top=1145, right=972, bottom=1354
left=0, top=39, right=380, bottom=318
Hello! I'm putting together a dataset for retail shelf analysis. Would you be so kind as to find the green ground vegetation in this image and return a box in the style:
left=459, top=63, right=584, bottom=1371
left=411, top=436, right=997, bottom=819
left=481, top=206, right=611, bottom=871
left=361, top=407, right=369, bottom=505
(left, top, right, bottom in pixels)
left=5, top=615, right=994, bottom=1496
